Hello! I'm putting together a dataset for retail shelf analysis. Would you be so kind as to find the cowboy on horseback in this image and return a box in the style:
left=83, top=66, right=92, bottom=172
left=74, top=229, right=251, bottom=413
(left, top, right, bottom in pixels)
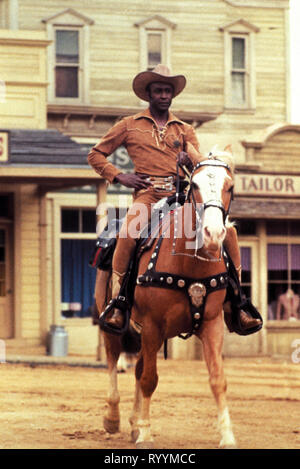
left=88, top=64, right=262, bottom=334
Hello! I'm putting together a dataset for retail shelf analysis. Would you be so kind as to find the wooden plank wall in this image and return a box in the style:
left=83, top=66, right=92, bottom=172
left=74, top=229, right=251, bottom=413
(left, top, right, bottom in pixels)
left=17, top=0, right=287, bottom=114
left=18, top=185, right=41, bottom=340
left=17, top=0, right=288, bottom=162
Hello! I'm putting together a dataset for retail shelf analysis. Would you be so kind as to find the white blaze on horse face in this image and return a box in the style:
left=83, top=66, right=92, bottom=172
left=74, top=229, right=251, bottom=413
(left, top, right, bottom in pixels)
left=193, top=166, right=227, bottom=251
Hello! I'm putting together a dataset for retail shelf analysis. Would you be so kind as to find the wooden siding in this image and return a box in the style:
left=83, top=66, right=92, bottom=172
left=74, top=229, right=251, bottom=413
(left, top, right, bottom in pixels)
left=16, top=0, right=289, bottom=165
left=254, top=130, right=300, bottom=172
left=0, top=30, right=49, bottom=129
left=18, top=185, right=41, bottom=340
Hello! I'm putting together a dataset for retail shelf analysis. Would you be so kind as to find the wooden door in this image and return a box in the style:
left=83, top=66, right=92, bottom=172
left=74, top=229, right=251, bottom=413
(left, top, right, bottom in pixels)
left=0, top=225, right=13, bottom=338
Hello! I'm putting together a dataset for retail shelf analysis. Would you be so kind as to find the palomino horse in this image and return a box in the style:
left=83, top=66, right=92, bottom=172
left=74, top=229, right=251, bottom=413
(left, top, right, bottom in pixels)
left=99, top=149, right=237, bottom=449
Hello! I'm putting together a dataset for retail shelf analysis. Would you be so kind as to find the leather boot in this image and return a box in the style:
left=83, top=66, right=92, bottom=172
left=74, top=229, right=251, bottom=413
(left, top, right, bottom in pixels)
left=239, top=310, right=262, bottom=329
left=107, top=309, right=124, bottom=328
left=106, top=271, right=126, bottom=329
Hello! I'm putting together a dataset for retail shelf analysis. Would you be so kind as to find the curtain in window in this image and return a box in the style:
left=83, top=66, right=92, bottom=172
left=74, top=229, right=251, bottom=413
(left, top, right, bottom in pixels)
left=61, top=239, right=97, bottom=317
left=241, top=246, right=251, bottom=271
left=267, top=244, right=288, bottom=270
left=291, top=244, right=300, bottom=270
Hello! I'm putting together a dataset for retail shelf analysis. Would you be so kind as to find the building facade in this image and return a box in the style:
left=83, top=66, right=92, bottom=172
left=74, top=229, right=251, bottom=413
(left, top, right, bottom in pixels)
left=1, top=0, right=298, bottom=359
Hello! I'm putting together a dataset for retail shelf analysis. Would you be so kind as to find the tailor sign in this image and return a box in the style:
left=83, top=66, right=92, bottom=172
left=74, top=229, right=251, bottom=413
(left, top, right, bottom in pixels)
left=0, top=132, right=9, bottom=162
left=235, top=174, right=300, bottom=197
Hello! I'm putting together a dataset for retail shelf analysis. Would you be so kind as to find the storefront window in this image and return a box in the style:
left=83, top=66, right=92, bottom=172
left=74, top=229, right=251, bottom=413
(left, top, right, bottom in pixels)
left=267, top=243, right=300, bottom=321
left=61, top=208, right=97, bottom=318
left=241, top=246, right=251, bottom=298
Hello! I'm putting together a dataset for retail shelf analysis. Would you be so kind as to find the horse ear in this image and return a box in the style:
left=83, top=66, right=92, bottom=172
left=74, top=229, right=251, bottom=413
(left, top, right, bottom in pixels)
left=224, top=144, right=232, bottom=154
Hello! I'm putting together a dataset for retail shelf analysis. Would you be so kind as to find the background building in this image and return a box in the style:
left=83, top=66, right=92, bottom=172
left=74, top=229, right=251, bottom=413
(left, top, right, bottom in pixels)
left=0, top=0, right=299, bottom=359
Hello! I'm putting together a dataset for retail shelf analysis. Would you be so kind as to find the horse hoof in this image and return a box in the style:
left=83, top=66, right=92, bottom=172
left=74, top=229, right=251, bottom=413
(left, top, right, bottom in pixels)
left=103, top=416, right=120, bottom=434
left=136, top=441, right=154, bottom=450
left=131, top=429, right=140, bottom=443
left=220, top=444, right=238, bottom=449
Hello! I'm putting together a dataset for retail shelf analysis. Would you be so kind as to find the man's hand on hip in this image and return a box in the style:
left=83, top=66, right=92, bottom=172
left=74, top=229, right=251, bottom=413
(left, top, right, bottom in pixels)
left=113, top=173, right=153, bottom=190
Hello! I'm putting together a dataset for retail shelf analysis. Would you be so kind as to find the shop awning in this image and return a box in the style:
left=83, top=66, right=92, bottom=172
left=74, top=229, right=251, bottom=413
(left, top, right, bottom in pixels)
left=0, top=128, right=102, bottom=191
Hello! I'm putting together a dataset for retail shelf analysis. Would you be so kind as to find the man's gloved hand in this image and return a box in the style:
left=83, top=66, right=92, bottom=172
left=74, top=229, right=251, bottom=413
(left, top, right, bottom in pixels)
left=177, top=151, right=193, bottom=172
left=113, top=173, right=153, bottom=190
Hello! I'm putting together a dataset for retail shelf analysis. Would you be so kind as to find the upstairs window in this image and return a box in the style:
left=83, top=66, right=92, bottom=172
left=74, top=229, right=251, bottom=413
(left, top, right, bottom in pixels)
left=147, top=31, right=165, bottom=70
left=135, top=15, right=176, bottom=74
left=231, top=36, right=247, bottom=107
left=55, top=29, right=80, bottom=98
left=220, top=19, right=259, bottom=110
left=42, top=8, right=94, bottom=104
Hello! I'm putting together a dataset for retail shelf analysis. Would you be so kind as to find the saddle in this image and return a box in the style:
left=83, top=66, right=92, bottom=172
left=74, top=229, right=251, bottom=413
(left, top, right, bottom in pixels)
left=90, top=194, right=262, bottom=337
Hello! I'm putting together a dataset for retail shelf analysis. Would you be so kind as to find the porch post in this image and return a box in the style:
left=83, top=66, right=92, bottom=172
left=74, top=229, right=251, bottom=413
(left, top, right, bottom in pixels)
left=95, top=179, right=108, bottom=361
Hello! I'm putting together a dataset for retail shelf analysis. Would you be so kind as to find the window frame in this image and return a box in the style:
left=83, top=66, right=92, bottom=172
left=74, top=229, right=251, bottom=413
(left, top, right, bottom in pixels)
left=43, top=9, right=93, bottom=105
left=54, top=26, right=81, bottom=100
left=230, top=34, right=249, bottom=108
left=266, top=236, right=300, bottom=322
left=220, top=19, right=259, bottom=111
left=135, top=15, right=176, bottom=75
left=144, top=28, right=167, bottom=71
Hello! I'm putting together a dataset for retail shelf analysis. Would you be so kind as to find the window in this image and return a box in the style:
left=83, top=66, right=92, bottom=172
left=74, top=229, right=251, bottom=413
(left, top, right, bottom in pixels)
left=42, top=8, right=94, bottom=104
left=135, top=15, right=176, bottom=73
left=231, top=36, right=247, bottom=107
left=61, top=208, right=96, bottom=233
left=241, top=246, right=251, bottom=299
left=146, top=31, right=164, bottom=70
left=266, top=221, right=300, bottom=321
left=60, top=206, right=97, bottom=318
left=55, top=29, right=79, bottom=98
left=220, top=19, right=259, bottom=110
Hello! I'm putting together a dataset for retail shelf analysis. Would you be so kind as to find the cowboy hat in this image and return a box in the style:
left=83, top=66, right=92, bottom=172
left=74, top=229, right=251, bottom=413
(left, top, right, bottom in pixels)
left=132, top=64, right=186, bottom=101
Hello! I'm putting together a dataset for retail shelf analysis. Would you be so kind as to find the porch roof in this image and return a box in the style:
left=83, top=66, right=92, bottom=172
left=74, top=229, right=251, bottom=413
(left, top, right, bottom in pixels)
left=0, top=129, right=102, bottom=191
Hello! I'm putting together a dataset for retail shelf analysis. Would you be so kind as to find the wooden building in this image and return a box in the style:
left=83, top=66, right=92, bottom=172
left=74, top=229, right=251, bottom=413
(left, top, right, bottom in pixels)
left=1, top=0, right=299, bottom=359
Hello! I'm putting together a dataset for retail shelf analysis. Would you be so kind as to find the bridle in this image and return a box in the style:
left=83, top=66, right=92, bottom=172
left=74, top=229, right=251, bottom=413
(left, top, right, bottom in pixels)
left=187, top=159, right=234, bottom=224
left=173, top=158, right=234, bottom=262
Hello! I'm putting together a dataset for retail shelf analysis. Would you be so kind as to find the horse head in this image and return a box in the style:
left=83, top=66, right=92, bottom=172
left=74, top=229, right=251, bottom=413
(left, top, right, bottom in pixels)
left=189, top=146, right=235, bottom=253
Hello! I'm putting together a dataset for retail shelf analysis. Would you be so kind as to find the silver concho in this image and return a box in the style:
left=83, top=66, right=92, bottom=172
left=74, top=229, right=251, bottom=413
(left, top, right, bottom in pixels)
left=210, top=278, right=217, bottom=288
left=188, top=283, right=207, bottom=307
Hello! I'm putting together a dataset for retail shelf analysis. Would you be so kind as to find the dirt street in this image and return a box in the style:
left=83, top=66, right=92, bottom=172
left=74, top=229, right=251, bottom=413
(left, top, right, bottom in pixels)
left=0, top=358, right=299, bottom=450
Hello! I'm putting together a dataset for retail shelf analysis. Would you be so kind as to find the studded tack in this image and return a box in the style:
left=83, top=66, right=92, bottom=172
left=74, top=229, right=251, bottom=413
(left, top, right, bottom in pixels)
left=210, top=278, right=217, bottom=288
left=220, top=276, right=224, bottom=284
left=178, top=279, right=185, bottom=288
left=167, top=276, right=173, bottom=284
left=151, top=253, right=157, bottom=258
left=148, top=262, right=153, bottom=270
left=160, top=277, right=164, bottom=282
left=194, top=312, right=201, bottom=320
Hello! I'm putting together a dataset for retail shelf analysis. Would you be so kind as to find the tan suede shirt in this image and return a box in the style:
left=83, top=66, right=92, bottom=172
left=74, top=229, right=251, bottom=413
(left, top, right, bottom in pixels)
left=87, top=108, right=202, bottom=183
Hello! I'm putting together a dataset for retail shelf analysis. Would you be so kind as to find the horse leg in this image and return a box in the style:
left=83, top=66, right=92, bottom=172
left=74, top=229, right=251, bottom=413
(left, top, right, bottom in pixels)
left=135, top=323, right=161, bottom=449
left=129, top=353, right=143, bottom=443
left=103, top=333, right=122, bottom=434
left=200, top=313, right=237, bottom=449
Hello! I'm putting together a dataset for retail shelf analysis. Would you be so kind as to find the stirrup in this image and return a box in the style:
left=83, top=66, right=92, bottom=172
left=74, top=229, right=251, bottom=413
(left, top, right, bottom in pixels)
left=99, top=296, right=130, bottom=336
